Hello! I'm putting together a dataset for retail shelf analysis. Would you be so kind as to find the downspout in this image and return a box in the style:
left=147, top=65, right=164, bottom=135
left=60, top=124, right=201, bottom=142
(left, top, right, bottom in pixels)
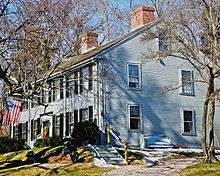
left=63, top=75, right=67, bottom=137
left=96, top=60, right=100, bottom=128
left=27, top=99, right=31, bottom=146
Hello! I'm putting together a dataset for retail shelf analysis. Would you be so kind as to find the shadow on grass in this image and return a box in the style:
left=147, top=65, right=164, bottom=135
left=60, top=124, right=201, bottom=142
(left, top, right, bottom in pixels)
left=0, top=147, right=54, bottom=173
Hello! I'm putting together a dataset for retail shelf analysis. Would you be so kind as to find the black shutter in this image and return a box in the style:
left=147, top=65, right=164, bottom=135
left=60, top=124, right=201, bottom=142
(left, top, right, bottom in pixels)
left=18, top=123, right=22, bottom=139
left=52, top=115, right=55, bottom=136
left=66, top=112, right=69, bottom=136
left=79, top=109, right=83, bottom=122
left=89, top=106, right=93, bottom=122
left=74, top=110, right=78, bottom=124
left=31, top=119, right=34, bottom=140
left=37, top=118, right=41, bottom=135
left=74, top=72, right=78, bottom=95
left=25, top=122, right=28, bottom=142
left=60, top=114, right=63, bottom=137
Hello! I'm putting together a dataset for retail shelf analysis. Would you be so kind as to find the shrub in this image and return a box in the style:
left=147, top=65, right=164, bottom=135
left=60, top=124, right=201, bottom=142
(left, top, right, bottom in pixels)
left=34, top=136, right=63, bottom=147
left=0, top=137, right=25, bottom=154
left=71, top=121, right=99, bottom=146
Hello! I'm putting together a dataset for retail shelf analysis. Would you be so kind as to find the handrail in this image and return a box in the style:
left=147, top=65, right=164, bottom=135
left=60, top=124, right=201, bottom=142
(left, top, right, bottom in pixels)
left=109, top=129, right=125, bottom=146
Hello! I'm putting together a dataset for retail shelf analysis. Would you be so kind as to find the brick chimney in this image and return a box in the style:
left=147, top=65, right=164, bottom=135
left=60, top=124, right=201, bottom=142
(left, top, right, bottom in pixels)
left=130, top=6, right=155, bottom=30
left=80, top=32, right=99, bottom=53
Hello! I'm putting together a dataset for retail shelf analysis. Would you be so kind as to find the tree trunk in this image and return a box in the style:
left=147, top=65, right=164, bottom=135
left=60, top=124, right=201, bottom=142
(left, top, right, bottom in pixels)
left=202, top=69, right=217, bottom=162
left=201, top=90, right=209, bottom=161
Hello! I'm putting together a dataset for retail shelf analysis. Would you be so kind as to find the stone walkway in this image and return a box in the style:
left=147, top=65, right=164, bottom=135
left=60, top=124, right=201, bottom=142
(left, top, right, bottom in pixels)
left=103, top=157, right=199, bottom=176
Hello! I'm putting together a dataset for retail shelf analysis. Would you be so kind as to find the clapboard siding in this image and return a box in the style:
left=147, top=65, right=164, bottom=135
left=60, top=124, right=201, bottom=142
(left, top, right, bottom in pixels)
left=102, top=31, right=220, bottom=147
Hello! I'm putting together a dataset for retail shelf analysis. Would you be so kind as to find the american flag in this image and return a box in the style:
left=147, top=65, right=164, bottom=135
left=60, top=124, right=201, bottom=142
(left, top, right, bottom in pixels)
left=2, top=98, right=22, bottom=126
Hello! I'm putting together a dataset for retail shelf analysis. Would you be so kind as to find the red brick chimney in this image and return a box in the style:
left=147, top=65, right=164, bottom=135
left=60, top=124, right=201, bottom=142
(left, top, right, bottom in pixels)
left=80, top=32, right=99, bottom=53
left=130, top=6, right=155, bottom=30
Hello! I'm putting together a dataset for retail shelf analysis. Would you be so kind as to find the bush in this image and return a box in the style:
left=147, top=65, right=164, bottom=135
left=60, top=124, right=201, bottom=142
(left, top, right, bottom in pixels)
left=0, top=137, right=25, bottom=154
left=34, top=136, right=63, bottom=147
left=71, top=121, right=99, bottom=146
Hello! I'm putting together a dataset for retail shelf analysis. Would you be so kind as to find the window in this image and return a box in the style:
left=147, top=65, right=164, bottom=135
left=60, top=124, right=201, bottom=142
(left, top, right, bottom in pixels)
left=60, top=78, right=64, bottom=99
left=22, top=122, right=28, bottom=142
left=52, top=81, right=57, bottom=102
left=181, top=70, right=194, bottom=95
left=129, top=105, right=141, bottom=130
left=128, top=63, right=141, bottom=89
left=13, top=124, right=22, bottom=139
left=79, top=69, right=84, bottom=94
left=88, top=65, right=93, bottom=90
left=67, top=112, right=74, bottom=135
left=79, top=108, right=88, bottom=122
left=52, top=114, right=63, bottom=137
left=74, top=72, right=78, bottom=95
left=217, top=92, right=220, bottom=103
left=183, top=110, right=195, bottom=134
left=33, top=118, right=41, bottom=139
left=159, top=32, right=168, bottom=51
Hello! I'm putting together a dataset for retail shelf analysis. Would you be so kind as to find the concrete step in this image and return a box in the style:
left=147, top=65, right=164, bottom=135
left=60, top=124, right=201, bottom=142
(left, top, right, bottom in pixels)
left=88, top=145, right=127, bottom=165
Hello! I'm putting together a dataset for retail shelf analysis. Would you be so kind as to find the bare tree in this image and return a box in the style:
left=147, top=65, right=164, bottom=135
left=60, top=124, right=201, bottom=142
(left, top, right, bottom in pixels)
left=0, top=0, right=129, bottom=103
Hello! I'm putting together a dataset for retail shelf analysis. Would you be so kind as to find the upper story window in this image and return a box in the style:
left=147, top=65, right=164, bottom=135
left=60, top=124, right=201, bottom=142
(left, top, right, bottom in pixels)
left=79, top=69, right=84, bottom=94
left=52, top=81, right=57, bottom=102
left=181, top=70, right=194, bottom=95
left=217, top=91, right=220, bottom=105
left=127, top=63, right=141, bottom=89
left=182, top=110, right=195, bottom=135
left=129, top=105, right=141, bottom=131
left=159, top=32, right=168, bottom=51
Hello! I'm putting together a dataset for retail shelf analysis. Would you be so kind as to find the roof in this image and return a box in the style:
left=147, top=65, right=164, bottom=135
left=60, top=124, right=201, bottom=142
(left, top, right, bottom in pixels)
left=48, top=19, right=161, bottom=78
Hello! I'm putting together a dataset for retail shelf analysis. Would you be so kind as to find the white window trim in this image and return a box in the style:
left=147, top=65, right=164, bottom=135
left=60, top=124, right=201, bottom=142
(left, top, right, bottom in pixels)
left=178, top=69, right=195, bottom=96
left=180, top=108, right=196, bottom=136
left=126, top=62, right=142, bottom=90
left=128, top=104, right=142, bottom=132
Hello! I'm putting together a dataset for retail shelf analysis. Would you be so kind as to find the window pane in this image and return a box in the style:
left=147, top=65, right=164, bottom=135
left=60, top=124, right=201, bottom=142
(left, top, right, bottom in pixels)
left=130, top=106, right=140, bottom=117
left=181, top=70, right=194, bottom=94
left=184, top=122, right=193, bottom=133
left=129, top=65, right=139, bottom=76
left=182, top=70, right=191, bottom=82
left=184, top=110, right=192, bottom=121
left=130, top=118, right=140, bottom=130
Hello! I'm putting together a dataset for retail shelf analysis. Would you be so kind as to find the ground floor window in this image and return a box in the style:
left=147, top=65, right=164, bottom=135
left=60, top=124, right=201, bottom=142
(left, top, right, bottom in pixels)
left=22, top=122, right=28, bottom=142
left=34, top=118, right=41, bottom=139
left=182, top=110, right=195, bottom=135
left=13, top=124, right=22, bottom=139
left=129, top=105, right=141, bottom=130
left=66, top=112, right=73, bottom=136
left=53, top=114, right=63, bottom=137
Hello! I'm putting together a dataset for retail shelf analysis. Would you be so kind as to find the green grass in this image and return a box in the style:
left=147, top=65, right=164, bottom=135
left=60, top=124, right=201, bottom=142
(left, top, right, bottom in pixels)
left=0, top=147, right=111, bottom=176
left=0, top=147, right=50, bottom=163
left=180, top=162, right=220, bottom=176
left=0, top=162, right=111, bottom=176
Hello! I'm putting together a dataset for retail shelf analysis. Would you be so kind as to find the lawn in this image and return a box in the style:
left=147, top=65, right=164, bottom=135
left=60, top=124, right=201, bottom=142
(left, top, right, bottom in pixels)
left=180, top=162, right=220, bottom=176
left=0, top=147, right=111, bottom=176
left=0, top=163, right=111, bottom=176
